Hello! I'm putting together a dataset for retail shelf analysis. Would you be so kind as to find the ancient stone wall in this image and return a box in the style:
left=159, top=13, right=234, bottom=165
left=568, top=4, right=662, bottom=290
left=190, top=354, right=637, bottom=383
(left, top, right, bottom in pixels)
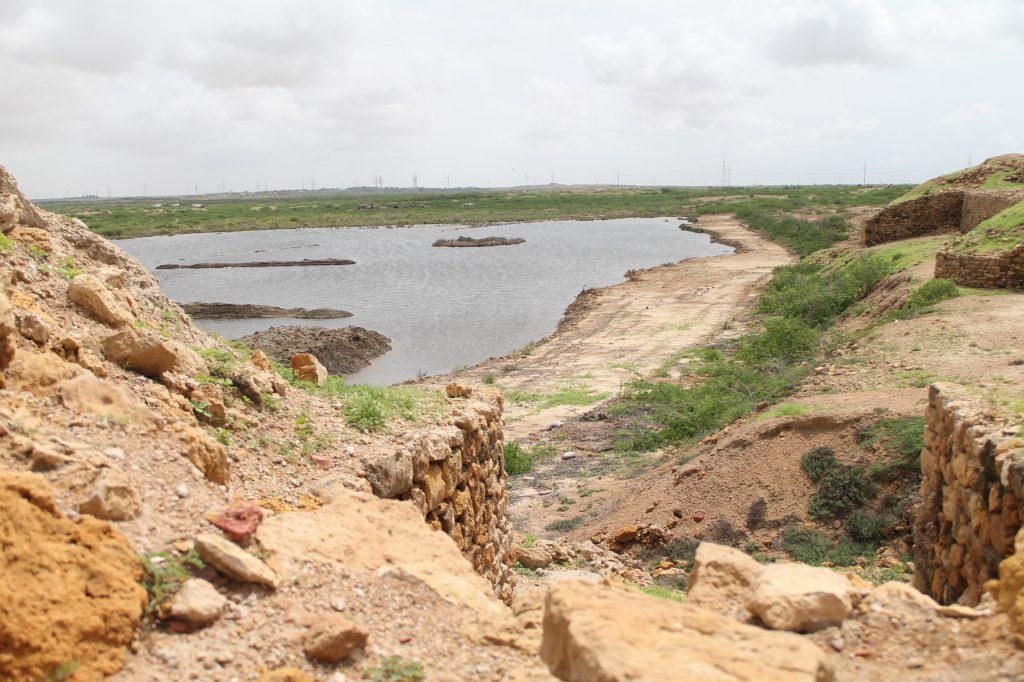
left=961, top=190, right=1024, bottom=231
left=863, top=191, right=964, bottom=246
left=913, top=383, right=1024, bottom=605
left=934, top=246, right=1024, bottom=289
left=356, top=393, right=517, bottom=603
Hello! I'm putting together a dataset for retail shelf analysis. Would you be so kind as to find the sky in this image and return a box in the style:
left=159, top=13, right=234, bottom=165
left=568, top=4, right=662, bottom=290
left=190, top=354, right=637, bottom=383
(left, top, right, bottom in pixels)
left=1, top=0, right=1022, bottom=198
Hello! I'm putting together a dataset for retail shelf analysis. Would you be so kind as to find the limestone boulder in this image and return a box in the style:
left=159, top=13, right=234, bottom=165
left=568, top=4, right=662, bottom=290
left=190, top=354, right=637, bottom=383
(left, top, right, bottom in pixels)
left=687, top=542, right=764, bottom=621
left=0, top=289, right=17, bottom=372
left=303, top=614, right=369, bottom=663
left=541, top=580, right=832, bottom=681
left=78, top=469, right=142, bottom=521
left=361, top=449, right=414, bottom=498
left=446, top=381, right=473, bottom=398
left=0, top=165, right=44, bottom=232
left=16, top=312, right=50, bottom=346
left=194, top=533, right=278, bottom=588
left=190, top=383, right=228, bottom=426
left=0, top=472, right=146, bottom=681
left=291, top=352, right=327, bottom=386
left=68, top=274, right=134, bottom=328
left=56, top=373, right=158, bottom=425
left=251, top=349, right=273, bottom=371
left=166, top=340, right=208, bottom=378
left=165, top=578, right=226, bottom=627
left=169, top=423, right=230, bottom=484
left=518, top=545, right=555, bottom=569
left=747, top=563, right=854, bottom=632
left=102, top=329, right=177, bottom=377
left=7, top=350, right=81, bottom=397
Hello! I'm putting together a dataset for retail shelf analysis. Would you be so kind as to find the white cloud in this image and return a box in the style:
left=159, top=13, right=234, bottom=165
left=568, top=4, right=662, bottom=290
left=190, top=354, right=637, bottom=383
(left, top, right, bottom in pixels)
left=764, top=0, right=904, bottom=67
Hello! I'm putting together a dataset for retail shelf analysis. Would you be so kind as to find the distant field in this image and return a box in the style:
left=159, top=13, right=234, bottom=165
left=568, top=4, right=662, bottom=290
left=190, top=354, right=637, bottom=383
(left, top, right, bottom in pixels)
left=39, top=184, right=910, bottom=239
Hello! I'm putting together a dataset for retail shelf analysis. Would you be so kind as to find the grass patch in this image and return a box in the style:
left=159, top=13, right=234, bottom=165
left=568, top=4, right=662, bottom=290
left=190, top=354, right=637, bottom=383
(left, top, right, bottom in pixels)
left=363, top=656, right=425, bottom=681
left=140, top=550, right=204, bottom=616
left=758, top=403, right=819, bottom=420
left=545, top=516, right=584, bottom=532
left=780, top=526, right=871, bottom=566
left=949, top=198, right=1024, bottom=254
left=863, top=416, right=926, bottom=479
left=892, top=279, right=959, bottom=319
left=635, top=584, right=685, bottom=602
left=504, top=440, right=532, bottom=475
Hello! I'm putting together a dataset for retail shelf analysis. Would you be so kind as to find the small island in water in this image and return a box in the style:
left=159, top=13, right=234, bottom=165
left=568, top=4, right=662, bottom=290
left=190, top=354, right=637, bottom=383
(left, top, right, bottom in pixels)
left=432, top=235, right=526, bottom=248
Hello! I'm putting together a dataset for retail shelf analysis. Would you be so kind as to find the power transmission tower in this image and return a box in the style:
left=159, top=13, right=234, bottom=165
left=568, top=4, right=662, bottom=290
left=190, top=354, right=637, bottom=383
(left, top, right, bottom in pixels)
left=412, top=171, right=418, bottom=188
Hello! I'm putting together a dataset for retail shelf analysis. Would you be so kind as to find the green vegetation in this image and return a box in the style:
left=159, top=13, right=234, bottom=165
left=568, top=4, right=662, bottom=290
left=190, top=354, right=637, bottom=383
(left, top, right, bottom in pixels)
left=636, top=584, right=685, bottom=602
left=45, top=661, right=81, bottom=682
left=503, top=382, right=611, bottom=411
left=504, top=440, right=532, bottom=475
left=140, top=550, right=204, bottom=616
left=758, top=403, right=819, bottom=420
left=863, top=416, right=926, bottom=479
left=0, top=232, right=13, bottom=252
left=545, top=516, right=584, bottom=532
left=780, top=526, right=870, bottom=566
left=867, top=235, right=947, bottom=271
left=42, top=184, right=907, bottom=239
left=801, top=446, right=877, bottom=522
left=363, top=656, right=425, bottom=682
left=893, top=278, right=960, bottom=319
left=57, top=256, right=82, bottom=281
left=950, top=198, right=1024, bottom=254
left=613, top=249, right=894, bottom=452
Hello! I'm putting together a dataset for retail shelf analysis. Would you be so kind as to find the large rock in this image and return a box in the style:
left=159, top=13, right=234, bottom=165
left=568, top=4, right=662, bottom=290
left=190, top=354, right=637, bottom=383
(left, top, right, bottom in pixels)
left=165, top=578, right=226, bottom=627
left=0, top=472, right=146, bottom=681
left=67, top=274, right=134, bottom=328
left=0, top=164, right=44, bottom=232
left=7, top=350, right=81, bottom=397
left=56, top=373, right=158, bottom=424
left=0, top=289, right=17, bottom=373
left=361, top=449, right=414, bottom=498
left=988, top=527, right=1024, bottom=646
left=303, top=614, right=369, bottom=663
left=541, top=580, right=833, bottom=681
left=747, top=563, right=854, bottom=632
left=101, top=329, right=177, bottom=377
left=687, top=542, right=764, bottom=621
left=194, top=532, right=278, bottom=588
left=169, top=423, right=230, bottom=484
left=166, top=340, right=207, bottom=378
left=78, top=469, right=142, bottom=521
left=291, top=352, right=327, bottom=386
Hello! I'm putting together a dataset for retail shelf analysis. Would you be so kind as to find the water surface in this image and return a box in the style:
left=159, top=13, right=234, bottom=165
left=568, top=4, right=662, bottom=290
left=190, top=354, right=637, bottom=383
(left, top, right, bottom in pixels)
left=117, top=218, right=731, bottom=384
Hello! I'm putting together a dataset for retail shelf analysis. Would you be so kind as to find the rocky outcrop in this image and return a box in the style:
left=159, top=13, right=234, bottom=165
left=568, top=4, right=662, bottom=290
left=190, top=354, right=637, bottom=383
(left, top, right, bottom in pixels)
left=0, top=472, right=146, bottom=681
left=243, top=325, right=391, bottom=376
left=913, top=383, right=1024, bottom=605
left=540, top=580, right=833, bottom=681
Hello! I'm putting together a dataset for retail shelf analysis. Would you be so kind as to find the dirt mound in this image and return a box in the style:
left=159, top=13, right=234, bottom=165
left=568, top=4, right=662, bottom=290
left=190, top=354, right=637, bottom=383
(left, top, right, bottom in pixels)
left=241, top=325, right=391, bottom=375
left=0, top=472, right=146, bottom=681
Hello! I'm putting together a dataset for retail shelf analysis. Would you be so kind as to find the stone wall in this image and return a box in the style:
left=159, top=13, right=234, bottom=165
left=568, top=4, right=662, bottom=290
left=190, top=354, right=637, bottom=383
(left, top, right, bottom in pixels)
left=354, top=392, right=517, bottom=603
left=913, top=383, right=1024, bottom=605
left=961, top=190, right=1024, bottom=231
left=863, top=191, right=964, bottom=246
left=934, top=246, right=1024, bottom=289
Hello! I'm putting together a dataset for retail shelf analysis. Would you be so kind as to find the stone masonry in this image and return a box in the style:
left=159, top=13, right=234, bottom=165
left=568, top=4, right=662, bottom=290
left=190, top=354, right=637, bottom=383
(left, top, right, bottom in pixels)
left=913, top=383, right=1024, bottom=605
left=934, top=244, right=1024, bottom=289
left=864, top=189, right=1024, bottom=247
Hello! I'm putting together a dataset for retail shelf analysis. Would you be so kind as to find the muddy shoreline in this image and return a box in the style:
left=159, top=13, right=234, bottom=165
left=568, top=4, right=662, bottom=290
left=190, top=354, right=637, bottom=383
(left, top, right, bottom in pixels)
left=181, top=303, right=352, bottom=320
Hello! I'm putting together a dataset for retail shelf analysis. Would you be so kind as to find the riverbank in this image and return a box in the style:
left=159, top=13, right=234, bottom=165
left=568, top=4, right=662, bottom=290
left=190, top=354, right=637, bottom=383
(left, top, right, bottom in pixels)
left=425, top=215, right=793, bottom=436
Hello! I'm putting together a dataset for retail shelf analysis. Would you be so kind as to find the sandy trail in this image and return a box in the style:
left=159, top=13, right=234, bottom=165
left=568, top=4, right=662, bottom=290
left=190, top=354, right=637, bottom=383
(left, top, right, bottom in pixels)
left=439, top=215, right=794, bottom=438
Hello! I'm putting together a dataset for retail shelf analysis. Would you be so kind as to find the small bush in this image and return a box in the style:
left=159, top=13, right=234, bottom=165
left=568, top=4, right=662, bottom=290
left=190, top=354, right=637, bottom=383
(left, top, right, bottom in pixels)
left=801, top=446, right=839, bottom=481
left=780, top=526, right=833, bottom=564
left=346, top=393, right=385, bottom=432
left=482, top=372, right=496, bottom=385
left=545, top=516, right=584, bottom=532
left=737, top=316, right=820, bottom=364
left=863, top=416, right=926, bottom=476
left=808, top=464, right=877, bottom=521
left=895, top=278, right=959, bottom=318
left=845, top=510, right=891, bottom=544
left=504, top=440, right=532, bottom=475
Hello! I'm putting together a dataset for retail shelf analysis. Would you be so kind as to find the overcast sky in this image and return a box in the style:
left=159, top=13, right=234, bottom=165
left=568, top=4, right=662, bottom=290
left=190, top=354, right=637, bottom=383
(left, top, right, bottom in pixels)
left=1, top=0, right=1021, bottom=198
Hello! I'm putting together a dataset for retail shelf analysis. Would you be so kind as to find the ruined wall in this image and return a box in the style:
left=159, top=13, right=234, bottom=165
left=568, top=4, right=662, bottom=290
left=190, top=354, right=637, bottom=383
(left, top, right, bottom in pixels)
left=913, top=383, right=1024, bottom=605
left=934, top=245, right=1024, bottom=289
left=863, top=191, right=964, bottom=246
left=960, top=190, right=1024, bottom=231
left=356, top=392, right=517, bottom=603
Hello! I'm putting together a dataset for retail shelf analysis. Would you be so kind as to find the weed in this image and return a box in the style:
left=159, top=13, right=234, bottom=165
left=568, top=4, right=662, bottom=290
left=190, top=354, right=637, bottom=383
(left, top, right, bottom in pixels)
left=522, top=532, right=538, bottom=549
left=214, top=427, right=232, bottom=447
left=504, top=440, right=533, bottom=475
left=141, top=549, right=204, bottom=615
left=28, top=244, right=49, bottom=261
left=545, top=516, right=584, bottom=532
left=636, top=584, right=685, bottom=602
left=482, top=372, right=496, bottom=385
left=363, top=656, right=425, bottom=682
left=57, top=256, right=82, bottom=281
left=863, top=416, right=926, bottom=478
left=198, top=347, right=241, bottom=378
left=514, top=564, right=540, bottom=577
left=893, top=278, right=959, bottom=319
left=0, top=233, right=12, bottom=252
left=780, top=526, right=869, bottom=566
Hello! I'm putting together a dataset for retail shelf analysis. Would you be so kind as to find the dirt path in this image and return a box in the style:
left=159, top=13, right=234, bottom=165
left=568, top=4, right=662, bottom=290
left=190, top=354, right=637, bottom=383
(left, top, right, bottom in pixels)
left=442, top=215, right=794, bottom=438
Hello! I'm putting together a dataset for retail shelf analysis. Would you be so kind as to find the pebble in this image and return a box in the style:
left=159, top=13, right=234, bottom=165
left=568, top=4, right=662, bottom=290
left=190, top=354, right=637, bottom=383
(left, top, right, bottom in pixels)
left=175, top=484, right=190, bottom=498
left=907, top=657, right=924, bottom=669
left=829, top=636, right=844, bottom=652
left=331, top=598, right=349, bottom=612
left=562, top=451, right=577, bottom=460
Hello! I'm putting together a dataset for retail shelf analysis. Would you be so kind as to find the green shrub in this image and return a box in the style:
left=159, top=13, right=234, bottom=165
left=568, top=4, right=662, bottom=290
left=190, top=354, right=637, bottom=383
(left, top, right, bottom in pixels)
left=801, top=446, right=840, bottom=481
left=845, top=510, right=891, bottom=544
left=808, top=464, right=877, bottom=521
left=864, top=416, right=926, bottom=477
left=736, top=317, right=820, bottom=364
left=346, top=392, right=386, bottom=432
left=482, top=372, right=496, bottom=385
left=780, top=526, right=869, bottom=566
left=545, top=516, right=584, bottom=532
left=504, top=440, right=533, bottom=475
left=893, top=277, right=959, bottom=319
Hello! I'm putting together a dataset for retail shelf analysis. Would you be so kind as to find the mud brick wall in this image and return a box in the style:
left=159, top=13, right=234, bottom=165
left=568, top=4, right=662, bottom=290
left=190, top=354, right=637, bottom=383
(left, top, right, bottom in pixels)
left=360, top=392, right=517, bottom=603
left=863, top=191, right=964, bottom=246
left=913, top=383, right=1024, bottom=605
left=934, top=246, right=1024, bottom=289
